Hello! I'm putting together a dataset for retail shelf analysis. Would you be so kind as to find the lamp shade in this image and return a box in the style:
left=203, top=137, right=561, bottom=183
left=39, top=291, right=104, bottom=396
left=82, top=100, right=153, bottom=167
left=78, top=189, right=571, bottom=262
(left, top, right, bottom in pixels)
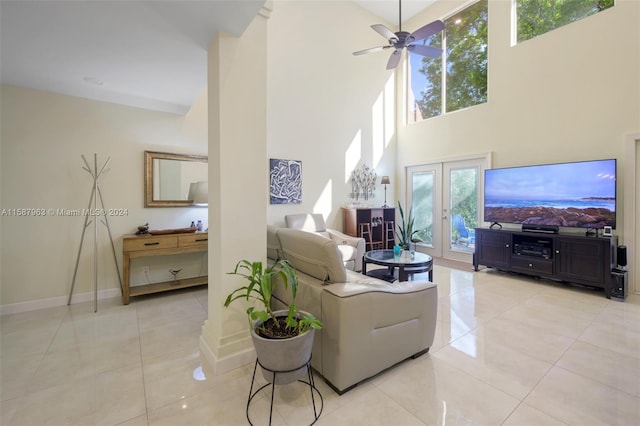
left=380, top=176, right=391, bottom=185
left=188, top=181, right=208, bottom=206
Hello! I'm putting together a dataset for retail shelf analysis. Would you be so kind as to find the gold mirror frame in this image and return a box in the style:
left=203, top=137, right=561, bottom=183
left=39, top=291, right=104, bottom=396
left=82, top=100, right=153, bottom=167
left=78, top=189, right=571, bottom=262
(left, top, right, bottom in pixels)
left=144, top=151, right=208, bottom=207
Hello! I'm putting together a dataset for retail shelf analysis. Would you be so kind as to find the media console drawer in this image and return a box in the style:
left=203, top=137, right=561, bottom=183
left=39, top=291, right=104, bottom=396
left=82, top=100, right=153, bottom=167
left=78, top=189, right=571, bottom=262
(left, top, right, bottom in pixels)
left=511, top=256, right=553, bottom=274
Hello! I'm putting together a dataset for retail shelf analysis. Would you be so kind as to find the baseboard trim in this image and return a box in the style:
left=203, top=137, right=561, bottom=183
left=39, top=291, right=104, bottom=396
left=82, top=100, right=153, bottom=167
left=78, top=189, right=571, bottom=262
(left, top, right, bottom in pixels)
left=0, top=287, right=121, bottom=315
left=199, top=335, right=255, bottom=376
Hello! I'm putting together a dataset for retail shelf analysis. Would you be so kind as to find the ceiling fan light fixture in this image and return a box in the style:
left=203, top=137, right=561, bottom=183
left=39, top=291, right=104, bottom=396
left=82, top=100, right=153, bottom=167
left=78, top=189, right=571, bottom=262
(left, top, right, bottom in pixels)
left=353, top=0, right=444, bottom=70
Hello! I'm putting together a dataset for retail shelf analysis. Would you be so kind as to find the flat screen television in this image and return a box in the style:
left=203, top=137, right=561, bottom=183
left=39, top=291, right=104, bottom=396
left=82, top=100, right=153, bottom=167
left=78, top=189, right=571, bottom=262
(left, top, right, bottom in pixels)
left=484, top=159, right=616, bottom=229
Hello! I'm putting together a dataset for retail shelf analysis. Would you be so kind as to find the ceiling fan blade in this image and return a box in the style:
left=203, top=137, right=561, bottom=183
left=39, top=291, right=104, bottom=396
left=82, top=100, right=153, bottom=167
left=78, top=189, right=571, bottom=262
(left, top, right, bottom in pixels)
left=410, top=20, right=445, bottom=42
left=353, top=45, right=392, bottom=56
left=386, top=50, right=402, bottom=70
left=371, top=24, right=398, bottom=42
left=407, top=44, right=443, bottom=58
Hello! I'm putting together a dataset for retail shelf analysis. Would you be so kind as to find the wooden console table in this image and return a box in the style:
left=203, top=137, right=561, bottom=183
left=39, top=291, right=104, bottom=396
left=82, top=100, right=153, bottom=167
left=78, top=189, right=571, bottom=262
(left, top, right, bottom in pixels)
left=122, top=232, right=208, bottom=304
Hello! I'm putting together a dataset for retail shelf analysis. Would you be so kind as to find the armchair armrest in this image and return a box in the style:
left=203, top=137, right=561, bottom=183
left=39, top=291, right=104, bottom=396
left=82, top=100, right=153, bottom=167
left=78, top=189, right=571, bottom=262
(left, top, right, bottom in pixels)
left=326, top=229, right=362, bottom=246
left=326, top=229, right=365, bottom=271
left=320, top=279, right=438, bottom=392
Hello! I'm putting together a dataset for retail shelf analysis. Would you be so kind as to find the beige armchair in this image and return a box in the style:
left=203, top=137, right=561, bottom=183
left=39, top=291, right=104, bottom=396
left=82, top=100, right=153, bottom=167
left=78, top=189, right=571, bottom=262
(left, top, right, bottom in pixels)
left=269, top=227, right=438, bottom=394
left=285, top=213, right=365, bottom=272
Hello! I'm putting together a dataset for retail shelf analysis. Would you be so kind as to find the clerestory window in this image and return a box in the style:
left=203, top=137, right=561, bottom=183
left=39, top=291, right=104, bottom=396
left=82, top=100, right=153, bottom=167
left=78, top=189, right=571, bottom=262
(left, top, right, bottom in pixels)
left=407, top=0, right=488, bottom=123
left=514, top=0, right=614, bottom=44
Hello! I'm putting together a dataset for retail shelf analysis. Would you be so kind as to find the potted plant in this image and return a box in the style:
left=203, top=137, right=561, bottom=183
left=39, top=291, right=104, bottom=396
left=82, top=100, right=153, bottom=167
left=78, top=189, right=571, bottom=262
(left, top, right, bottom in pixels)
left=396, top=201, right=423, bottom=250
left=224, top=259, right=322, bottom=384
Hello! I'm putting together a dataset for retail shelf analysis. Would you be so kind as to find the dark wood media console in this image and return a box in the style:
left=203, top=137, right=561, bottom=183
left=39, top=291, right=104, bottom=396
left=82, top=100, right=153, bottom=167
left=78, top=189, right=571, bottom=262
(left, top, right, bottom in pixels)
left=473, top=228, right=617, bottom=298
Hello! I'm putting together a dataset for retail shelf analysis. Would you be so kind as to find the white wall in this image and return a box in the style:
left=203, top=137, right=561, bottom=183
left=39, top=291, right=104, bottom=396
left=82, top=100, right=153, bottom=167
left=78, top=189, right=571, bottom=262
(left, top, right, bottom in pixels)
left=266, top=0, right=399, bottom=229
left=4, top=0, right=638, bottom=309
left=0, top=85, right=208, bottom=309
left=397, top=0, right=639, bottom=242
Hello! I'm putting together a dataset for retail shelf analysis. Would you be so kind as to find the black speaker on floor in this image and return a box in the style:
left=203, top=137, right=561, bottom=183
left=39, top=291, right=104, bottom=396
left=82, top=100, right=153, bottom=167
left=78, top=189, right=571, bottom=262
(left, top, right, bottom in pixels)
left=617, top=245, right=627, bottom=268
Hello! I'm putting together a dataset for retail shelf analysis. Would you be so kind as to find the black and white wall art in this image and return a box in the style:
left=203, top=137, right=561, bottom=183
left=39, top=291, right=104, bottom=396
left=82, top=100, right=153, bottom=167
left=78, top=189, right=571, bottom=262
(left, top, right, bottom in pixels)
left=269, top=158, right=302, bottom=204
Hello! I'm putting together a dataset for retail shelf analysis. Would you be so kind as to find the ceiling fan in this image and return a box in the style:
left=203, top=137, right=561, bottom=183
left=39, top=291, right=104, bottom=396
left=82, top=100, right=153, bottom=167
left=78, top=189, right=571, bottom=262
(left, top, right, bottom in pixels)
left=353, top=0, right=445, bottom=70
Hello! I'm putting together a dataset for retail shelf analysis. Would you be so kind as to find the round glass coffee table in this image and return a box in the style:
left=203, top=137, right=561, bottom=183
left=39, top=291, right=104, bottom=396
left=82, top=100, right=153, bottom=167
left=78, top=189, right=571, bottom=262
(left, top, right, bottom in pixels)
left=362, top=249, right=433, bottom=283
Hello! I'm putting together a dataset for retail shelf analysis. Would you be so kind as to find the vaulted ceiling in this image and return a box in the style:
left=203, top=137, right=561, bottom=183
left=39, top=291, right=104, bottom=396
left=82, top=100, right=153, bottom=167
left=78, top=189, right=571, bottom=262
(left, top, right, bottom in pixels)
left=0, top=1, right=433, bottom=114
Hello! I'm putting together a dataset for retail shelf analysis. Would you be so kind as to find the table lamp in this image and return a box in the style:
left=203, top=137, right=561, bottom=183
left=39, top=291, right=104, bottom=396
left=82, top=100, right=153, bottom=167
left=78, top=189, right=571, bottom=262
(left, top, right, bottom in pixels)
left=381, top=176, right=390, bottom=207
left=188, top=181, right=208, bottom=206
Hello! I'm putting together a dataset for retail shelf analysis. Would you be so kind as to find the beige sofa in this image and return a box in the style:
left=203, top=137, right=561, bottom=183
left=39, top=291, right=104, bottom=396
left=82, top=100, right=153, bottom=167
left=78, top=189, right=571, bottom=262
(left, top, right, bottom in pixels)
left=267, top=226, right=438, bottom=394
left=284, top=213, right=365, bottom=272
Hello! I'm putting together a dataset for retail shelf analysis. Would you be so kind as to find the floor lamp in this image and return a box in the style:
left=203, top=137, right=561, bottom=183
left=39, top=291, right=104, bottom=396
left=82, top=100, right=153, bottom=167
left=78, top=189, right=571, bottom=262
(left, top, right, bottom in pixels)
left=381, top=176, right=390, bottom=207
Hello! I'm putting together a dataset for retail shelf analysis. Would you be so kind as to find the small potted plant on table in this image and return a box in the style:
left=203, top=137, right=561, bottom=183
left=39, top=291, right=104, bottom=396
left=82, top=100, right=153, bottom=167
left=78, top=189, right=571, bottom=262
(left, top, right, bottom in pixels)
left=396, top=201, right=423, bottom=251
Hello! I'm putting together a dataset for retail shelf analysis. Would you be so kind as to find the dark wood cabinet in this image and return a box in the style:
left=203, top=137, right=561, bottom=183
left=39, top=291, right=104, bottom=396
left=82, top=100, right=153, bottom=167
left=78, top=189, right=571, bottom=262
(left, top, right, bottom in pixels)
left=555, top=236, right=607, bottom=286
left=475, top=229, right=511, bottom=269
left=342, top=207, right=395, bottom=250
left=474, top=228, right=616, bottom=298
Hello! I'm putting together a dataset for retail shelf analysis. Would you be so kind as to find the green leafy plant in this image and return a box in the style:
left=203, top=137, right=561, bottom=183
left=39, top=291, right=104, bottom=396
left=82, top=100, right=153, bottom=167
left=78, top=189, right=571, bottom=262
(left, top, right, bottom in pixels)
left=396, top=201, right=423, bottom=249
left=224, top=259, right=322, bottom=338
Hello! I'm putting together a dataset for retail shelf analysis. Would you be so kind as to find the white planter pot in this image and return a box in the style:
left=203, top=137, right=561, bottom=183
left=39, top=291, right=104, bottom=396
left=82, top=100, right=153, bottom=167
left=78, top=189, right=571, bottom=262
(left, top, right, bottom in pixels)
left=251, top=310, right=315, bottom=385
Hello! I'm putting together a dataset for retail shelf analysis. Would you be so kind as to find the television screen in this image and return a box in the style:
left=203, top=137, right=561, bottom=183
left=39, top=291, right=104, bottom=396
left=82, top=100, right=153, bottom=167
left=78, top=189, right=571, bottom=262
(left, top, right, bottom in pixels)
left=484, top=159, right=616, bottom=229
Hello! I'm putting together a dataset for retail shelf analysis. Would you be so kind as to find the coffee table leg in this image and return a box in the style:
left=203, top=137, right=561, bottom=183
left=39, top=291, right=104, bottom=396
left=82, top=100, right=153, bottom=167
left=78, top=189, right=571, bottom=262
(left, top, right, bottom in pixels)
left=363, top=258, right=367, bottom=275
left=399, top=266, right=407, bottom=282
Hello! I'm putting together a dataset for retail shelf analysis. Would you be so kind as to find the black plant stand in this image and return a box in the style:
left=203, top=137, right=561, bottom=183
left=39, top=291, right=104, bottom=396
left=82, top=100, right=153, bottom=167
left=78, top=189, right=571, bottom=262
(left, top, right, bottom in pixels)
left=246, top=356, right=323, bottom=426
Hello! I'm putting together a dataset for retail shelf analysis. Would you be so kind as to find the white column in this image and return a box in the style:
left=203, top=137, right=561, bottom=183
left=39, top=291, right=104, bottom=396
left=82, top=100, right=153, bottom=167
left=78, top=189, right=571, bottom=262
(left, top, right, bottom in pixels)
left=200, top=5, right=270, bottom=374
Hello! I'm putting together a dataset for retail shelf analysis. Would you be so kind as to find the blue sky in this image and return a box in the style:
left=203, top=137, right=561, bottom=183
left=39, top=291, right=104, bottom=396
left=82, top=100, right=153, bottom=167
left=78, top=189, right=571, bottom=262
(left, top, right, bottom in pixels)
left=485, top=159, right=616, bottom=200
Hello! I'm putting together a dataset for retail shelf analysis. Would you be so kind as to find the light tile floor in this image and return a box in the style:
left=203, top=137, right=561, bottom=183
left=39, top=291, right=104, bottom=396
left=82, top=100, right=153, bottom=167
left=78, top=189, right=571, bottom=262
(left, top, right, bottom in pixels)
left=2, top=265, right=639, bottom=425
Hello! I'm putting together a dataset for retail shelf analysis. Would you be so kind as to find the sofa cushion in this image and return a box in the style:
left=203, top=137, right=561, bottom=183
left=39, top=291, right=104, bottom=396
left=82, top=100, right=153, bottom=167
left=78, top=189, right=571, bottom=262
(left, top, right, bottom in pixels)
left=266, top=225, right=282, bottom=260
left=285, top=213, right=331, bottom=239
left=276, top=228, right=347, bottom=283
left=285, top=213, right=327, bottom=232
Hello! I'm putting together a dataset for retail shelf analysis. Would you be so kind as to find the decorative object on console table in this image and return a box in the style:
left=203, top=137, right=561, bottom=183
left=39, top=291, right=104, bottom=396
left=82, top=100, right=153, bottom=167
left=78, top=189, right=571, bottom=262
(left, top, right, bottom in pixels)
left=148, top=227, right=196, bottom=235
left=343, top=206, right=395, bottom=249
left=269, top=158, right=302, bottom=204
left=224, top=259, right=323, bottom=425
left=121, top=231, right=208, bottom=304
left=380, top=176, right=391, bottom=207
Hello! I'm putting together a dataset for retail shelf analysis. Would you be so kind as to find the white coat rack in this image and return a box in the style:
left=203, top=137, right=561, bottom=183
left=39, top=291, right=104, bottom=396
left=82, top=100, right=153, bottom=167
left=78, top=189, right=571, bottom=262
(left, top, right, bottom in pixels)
left=68, top=154, right=122, bottom=312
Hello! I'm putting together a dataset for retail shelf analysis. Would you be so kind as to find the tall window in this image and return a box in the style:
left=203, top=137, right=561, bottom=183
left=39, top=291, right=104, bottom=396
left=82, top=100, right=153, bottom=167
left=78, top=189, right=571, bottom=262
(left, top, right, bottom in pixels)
left=515, top=0, right=614, bottom=44
left=408, top=0, right=488, bottom=122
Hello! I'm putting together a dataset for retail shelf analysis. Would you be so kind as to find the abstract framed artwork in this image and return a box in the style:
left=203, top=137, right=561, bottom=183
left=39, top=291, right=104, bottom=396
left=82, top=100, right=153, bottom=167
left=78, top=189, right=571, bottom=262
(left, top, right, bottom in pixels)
left=270, top=158, right=302, bottom=204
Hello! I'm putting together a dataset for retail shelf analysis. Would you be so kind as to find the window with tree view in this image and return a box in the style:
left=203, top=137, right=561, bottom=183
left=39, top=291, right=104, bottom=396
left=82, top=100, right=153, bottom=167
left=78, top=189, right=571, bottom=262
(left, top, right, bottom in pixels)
left=515, top=0, right=614, bottom=44
left=408, top=0, right=488, bottom=122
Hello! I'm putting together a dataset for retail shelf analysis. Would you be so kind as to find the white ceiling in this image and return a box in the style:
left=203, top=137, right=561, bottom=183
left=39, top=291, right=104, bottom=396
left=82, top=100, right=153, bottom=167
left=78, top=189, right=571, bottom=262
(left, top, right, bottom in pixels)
left=0, top=0, right=433, bottom=115
left=354, top=0, right=435, bottom=26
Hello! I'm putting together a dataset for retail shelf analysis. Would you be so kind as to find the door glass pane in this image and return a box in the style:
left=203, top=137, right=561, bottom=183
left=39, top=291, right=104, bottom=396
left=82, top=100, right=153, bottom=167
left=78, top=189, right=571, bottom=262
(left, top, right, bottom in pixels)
left=411, top=171, right=435, bottom=246
left=450, top=167, right=478, bottom=252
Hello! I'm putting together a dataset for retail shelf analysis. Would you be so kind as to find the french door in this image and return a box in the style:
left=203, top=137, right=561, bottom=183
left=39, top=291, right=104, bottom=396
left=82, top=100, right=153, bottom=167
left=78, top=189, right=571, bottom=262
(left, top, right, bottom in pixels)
left=406, top=156, right=487, bottom=262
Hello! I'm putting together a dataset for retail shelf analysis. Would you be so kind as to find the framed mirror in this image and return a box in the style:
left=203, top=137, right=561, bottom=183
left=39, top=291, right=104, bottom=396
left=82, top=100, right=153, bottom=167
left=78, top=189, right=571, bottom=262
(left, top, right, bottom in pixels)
left=144, top=151, right=208, bottom=207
